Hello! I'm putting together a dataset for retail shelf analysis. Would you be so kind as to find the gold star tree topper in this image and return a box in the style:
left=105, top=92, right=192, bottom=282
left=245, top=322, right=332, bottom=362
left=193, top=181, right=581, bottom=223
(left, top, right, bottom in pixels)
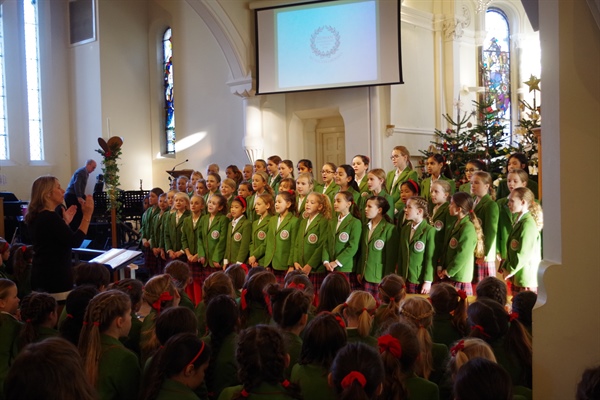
left=524, top=75, right=541, bottom=92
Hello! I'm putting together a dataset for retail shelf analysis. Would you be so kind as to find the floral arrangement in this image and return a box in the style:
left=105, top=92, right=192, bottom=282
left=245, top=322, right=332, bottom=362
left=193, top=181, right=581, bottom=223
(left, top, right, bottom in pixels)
left=96, top=136, right=123, bottom=212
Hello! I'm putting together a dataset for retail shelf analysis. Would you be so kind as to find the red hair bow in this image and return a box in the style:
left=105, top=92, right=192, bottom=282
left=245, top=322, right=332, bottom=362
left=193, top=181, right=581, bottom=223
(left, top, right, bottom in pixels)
left=472, top=324, right=490, bottom=338
left=378, top=334, right=403, bottom=358
left=263, top=292, right=273, bottom=315
left=281, top=379, right=290, bottom=388
left=240, top=263, right=249, bottom=274
left=334, top=314, right=346, bottom=329
left=450, top=339, right=465, bottom=357
left=240, top=388, right=250, bottom=398
left=240, top=289, right=248, bottom=310
left=288, top=282, right=305, bottom=291
left=457, top=290, right=467, bottom=300
left=21, top=245, right=27, bottom=253
left=341, top=371, right=367, bottom=389
left=152, top=291, right=174, bottom=312
left=509, top=311, right=519, bottom=322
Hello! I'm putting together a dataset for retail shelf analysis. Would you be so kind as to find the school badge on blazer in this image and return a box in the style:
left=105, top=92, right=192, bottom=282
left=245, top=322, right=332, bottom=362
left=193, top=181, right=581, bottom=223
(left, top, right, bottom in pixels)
left=257, top=230, right=266, bottom=240
left=211, top=230, right=220, bottom=239
left=434, top=220, right=444, bottom=231
left=374, top=239, right=385, bottom=250
left=308, top=234, right=318, bottom=244
left=233, top=232, right=242, bottom=242
left=449, top=237, right=458, bottom=249
left=280, top=230, right=290, bottom=240
left=339, top=232, right=349, bottom=243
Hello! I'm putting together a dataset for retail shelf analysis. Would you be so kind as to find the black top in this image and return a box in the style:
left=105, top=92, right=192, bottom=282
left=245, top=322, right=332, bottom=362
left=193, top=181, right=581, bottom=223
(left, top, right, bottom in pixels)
left=29, top=210, right=85, bottom=294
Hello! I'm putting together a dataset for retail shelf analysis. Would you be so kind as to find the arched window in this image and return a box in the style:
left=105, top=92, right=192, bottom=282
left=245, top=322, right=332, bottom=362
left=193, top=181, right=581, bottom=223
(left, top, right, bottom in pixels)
left=163, top=27, right=175, bottom=154
left=0, top=10, right=8, bottom=160
left=481, top=8, right=511, bottom=136
left=24, top=0, right=43, bottom=161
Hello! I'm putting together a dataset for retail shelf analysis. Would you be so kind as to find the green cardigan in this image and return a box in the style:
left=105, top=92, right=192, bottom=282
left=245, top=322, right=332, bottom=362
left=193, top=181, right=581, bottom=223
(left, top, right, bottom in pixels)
left=405, top=373, right=440, bottom=400
left=398, top=221, right=436, bottom=284
left=0, top=312, right=22, bottom=395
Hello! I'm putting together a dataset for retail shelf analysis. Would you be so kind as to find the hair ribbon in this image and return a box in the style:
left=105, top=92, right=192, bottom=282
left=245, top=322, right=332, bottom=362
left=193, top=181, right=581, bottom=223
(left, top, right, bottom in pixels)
left=457, top=289, right=467, bottom=300
left=450, top=339, right=465, bottom=357
left=288, top=282, right=305, bottom=290
left=472, top=324, right=490, bottom=338
left=509, top=311, right=519, bottom=322
left=341, top=371, right=367, bottom=389
left=378, top=334, right=402, bottom=358
left=240, top=263, right=249, bottom=274
left=263, top=292, right=273, bottom=315
left=240, top=289, right=248, bottom=310
left=334, top=314, right=346, bottom=329
left=152, top=291, right=174, bottom=312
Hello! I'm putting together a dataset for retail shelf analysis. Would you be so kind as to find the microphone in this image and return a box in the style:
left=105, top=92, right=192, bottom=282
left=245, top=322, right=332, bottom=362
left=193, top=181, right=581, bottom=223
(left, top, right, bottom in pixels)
left=171, top=159, right=189, bottom=172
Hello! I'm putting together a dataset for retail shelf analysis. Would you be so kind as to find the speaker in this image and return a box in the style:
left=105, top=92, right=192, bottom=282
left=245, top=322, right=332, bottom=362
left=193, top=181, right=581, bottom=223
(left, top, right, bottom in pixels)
left=69, top=0, right=96, bottom=46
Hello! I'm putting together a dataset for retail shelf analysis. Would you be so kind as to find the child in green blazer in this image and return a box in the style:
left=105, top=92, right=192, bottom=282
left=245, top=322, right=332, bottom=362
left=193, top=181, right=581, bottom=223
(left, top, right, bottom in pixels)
left=437, top=192, right=485, bottom=296
left=358, top=168, right=395, bottom=223
left=332, top=291, right=378, bottom=348
left=141, top=188, right=164, bottom=276
left=496, top=169, right=528, bottom=261
left=429, top=180, right=457, bottom=266
left=181, top=195, right=205, bottom=304
left=263, top=191, right=299, bottom=284
left=357, top=196, right=399, bottom=299
left=501, top=187, right=543, bottom=294
left=246, top=172, right=272, bottom=223
left=352, top=154, right=371, bottom=194
left=78, top=290, right=141, bottom=400
left=224, top=196, right=252, bottom=267
left=293, top=192, right=331, bottom=294
left=471, top=172, right=500, bottom=283
left=248, top=193, right=274, bottom=267
left=17, top=292, right=58, bottom=350
left=295, top=173, right=315, bottom=219
left=323, top=191, right=362, bottom=280
left=198, top=194, right=229, bottom=277
left=386, top=145, right=419, bottom=216
left=398, top=197, right=436, bottom=294
left=420, top=154, right=456, bottom=212
left=151, top=193, right=171, bottom=274
left=139, top=333, right=211, bottom=400
left=334, top=164, right=361, bottom=205
left=0, top=279, right=21, bottom=397
left=164, top=192, right=191, bottom=262
left=319, top=162, right=339, bottom=205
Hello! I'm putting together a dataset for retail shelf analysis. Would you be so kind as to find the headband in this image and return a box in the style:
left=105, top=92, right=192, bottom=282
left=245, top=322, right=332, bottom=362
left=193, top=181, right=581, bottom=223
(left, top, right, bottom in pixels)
left=341, top=371, right=367, bottom=389
left=188, top=341, right=206, bottom=366
left=239, top=263, right=249, bottom=274
left=405, top=179, right=419, bottom=194
left=378, top=334, right=403, bottom=358
left=287, top=282, right=305, bottom=291
left=235, top=196, right=247, bottom=209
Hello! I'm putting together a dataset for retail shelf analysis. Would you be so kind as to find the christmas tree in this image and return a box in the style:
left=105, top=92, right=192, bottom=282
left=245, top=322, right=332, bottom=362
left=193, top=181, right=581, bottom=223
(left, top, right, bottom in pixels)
left=419, top=99, right=512, bottom=188
left=514, top=75, right=541, bottom=171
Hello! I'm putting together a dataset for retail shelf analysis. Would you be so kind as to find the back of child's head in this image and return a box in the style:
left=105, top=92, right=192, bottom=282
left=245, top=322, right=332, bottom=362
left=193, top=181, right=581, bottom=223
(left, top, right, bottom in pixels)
left=316, top=272, right=351, bottom=313
left=330, top=342, right=384, bottom=400
left=577, top=365, right=600, bottom=400
left=7, top=243, right=33, bottom=287
left=236, top=325, right=299, bottom=395
left=511, top=290, right=537, bottom=329
left=447, top=338, right=496, bottom=379
left=453, top=358, right=513, bottom=400
left=284, top=269, right=315, bottom=300
left=107, top=278, right=143, bottom=312
left=430, top=282, right=468, bottom=336
left=155, top=306, right=198, bottom=345
left=468, top=298, right=532, bottom=377
left=60, top=285, right=99, bottom=346
left=74, top=262, right=110, bottom=289
left=378, top=321, right=420, bottom=400
left=299, top=312, right=347, bottom=369
left=143, top=274, right=179, bottom=314
left=140, top=333, right=212, bottom=400
left=19, top=291, right=57, bottom=348
left=265, top=283, right=310, bottom=330
left=475, top=276, right=508, bottom=306
left=332, top=290, right=377, bottom=337
left=377, top=274, right=406, bottom=325
left=78, top=290, right=131, bottom=386
left=206, top=294, right=239, bottom=339
left=399, top=296, right=435, bottom=379
left=5, top=337, right=96, bottom=400
left=225, top=263, right=248, bottom=292
left=244, top=265, right=266, bottom=283
left=203, top=271, right=235, bottom=305
left=164, top=260, right=191, bottom=289
left=240, top=271, right=277, bottom=326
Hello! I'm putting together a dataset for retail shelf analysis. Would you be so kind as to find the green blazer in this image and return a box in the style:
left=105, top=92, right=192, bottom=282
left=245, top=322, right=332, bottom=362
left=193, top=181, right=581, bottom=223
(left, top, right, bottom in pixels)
left=203, top=333, right=239, bottom=398
left=181, top=215, right=202, bottom=255
left=357, top=219, right=399, bottom=284
left=321, top=182, right=339, bottom=205
left=164, top=210, right=191, bottom=253
left=356, top=175, right=369, bottom=194
left=269, top=175, right=281, bottom=194
left=431, top=313, right=463, bottom=349
left=296, top=196, right=307, bottom=219
left=322, top=214, right=362, bottom=273
left=263, top=213, right=299, bottom=270
left=293, top=214, right=328, bottom=273
left=156, top=378, right=200, bottom=400
left=474, top=194, right=499, bottom=262
left=0, top=312, right=22, bottom=393
left=386, top=167, right=419, bottom=214
left=504, top=212, right=541, bottom=288
left=98, top=334, right=141, bottom=400
left=140, top=206, right=161, bottom=243
left=398, top=221, right=436, bottom=284
left=197, top=214, right=229, bottom=266
left=121, top=311, right=142, bottom=357
left=420, top=176, right=456, bottom=213
left=291, top=363, right=336, bottom=400
left=346, top=328, right=378, bottom=348
left=358, top=189, right=395, bottom=223
left=496, top=198, right=515, bottom=260
left=154, top=211, right=170, bottom=250
left=224, top=216, right=252, bottom=264
left=249, top=215, right=272, bottom=266
left=459, top=182, right=471, bottom=194
left=440, top=216, right=477, bottom=283
left=245, top=193, right=258, bottom=223
left=430, top=202, right=457, bottom=265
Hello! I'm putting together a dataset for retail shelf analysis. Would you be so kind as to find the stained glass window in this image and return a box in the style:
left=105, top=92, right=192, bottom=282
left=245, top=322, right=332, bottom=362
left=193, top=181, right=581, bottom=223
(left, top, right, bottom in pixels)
left=481, top=9, right=511, bottom=135
left=163, top=27, right=175, bottom=154
left=24, top=0, right=43, bottom=161
left=0, top=9, right=8, bottom=160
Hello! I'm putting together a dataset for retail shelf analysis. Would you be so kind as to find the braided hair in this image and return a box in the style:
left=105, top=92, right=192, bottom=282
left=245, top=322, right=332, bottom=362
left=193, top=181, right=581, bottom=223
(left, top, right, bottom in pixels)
left=18, top=291, right=57, bottom=349
left=399, top=297, right=436, bottom=379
